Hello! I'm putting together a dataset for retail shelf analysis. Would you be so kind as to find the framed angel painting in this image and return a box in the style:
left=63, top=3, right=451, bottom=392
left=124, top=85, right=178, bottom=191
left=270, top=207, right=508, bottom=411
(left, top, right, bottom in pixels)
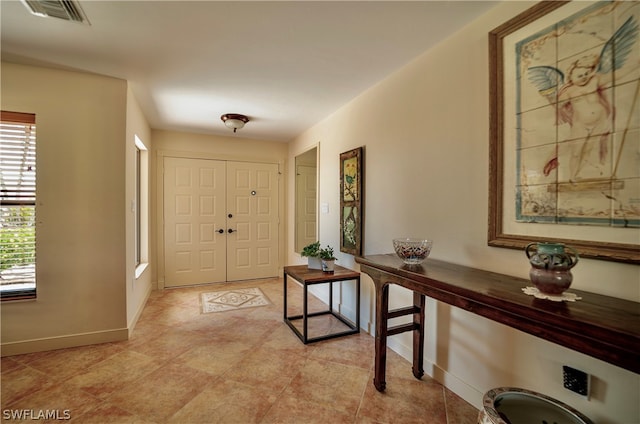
left=489, top=1, right=640, bottom=263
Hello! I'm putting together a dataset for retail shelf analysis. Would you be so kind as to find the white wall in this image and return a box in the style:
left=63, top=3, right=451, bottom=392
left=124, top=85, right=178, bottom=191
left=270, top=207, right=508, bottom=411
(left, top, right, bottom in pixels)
left=1, top=62, right=129, bottom=353
left=287, top=2, right=639, bottom=423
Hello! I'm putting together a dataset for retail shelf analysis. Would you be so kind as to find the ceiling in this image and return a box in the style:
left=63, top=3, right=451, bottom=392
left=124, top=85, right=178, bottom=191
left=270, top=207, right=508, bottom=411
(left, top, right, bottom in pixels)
left=1, top=1, right=497, bottom=142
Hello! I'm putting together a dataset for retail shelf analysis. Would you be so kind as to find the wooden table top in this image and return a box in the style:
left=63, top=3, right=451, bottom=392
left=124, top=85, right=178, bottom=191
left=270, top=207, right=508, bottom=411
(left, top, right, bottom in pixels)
left=284, top=265, right=360, bottom=283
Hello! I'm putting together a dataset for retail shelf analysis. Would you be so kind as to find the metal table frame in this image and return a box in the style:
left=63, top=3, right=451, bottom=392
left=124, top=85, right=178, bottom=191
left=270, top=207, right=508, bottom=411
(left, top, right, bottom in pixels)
left=283, top=265, right=360, bottom=344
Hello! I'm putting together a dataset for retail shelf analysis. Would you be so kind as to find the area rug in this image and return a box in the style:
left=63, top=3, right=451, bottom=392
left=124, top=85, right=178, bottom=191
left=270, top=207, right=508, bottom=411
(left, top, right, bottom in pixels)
left=200, top=287, right=271, bottom=314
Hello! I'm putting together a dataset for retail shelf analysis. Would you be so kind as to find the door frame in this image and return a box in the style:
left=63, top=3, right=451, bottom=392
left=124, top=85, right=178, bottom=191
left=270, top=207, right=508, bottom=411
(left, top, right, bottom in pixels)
left=156, top=150, right=285, bottom=289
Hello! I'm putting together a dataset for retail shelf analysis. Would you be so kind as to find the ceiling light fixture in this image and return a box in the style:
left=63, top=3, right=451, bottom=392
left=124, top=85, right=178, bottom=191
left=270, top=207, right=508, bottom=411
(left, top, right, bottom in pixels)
left=220, top=114, right=249, bottom=133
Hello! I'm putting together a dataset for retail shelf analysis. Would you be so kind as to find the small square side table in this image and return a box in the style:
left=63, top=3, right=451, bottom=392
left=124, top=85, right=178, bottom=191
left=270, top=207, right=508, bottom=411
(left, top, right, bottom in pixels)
left=283, top=265, right=360, bottom=344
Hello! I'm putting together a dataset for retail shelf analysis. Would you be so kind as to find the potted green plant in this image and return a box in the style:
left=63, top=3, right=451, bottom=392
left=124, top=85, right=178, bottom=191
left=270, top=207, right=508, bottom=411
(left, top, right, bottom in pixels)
left=319, top=245, right=336, bottom=272
left=301, top=241, right=322, bottom=270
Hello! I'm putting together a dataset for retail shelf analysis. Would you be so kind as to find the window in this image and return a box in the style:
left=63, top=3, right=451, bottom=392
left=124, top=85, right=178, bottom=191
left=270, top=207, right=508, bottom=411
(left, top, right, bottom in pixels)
left=1, top=111, right=36, bottom=300
left=134, top=135, right=148, bottom=278
left=135, top=146, right=141, bottom=266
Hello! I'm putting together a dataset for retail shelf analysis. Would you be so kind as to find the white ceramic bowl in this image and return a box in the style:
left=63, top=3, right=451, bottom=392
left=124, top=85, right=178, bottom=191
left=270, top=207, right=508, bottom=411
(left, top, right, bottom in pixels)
left=393, top=238, right=432, bottom=265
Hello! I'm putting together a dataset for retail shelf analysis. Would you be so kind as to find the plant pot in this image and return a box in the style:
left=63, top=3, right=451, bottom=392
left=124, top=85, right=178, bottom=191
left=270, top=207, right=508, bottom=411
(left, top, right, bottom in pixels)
left=307, top=256, right=322, bottom=270
left=321, top=259, right=335, bottom=272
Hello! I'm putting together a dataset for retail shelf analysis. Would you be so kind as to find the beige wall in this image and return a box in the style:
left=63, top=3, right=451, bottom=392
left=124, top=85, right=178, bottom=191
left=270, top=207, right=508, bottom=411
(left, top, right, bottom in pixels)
left=1, top=63, right=129, bottom=353
left=151, top=130, right=288, bottom=288
left=287, top=2, right=639, bottom=423
left=125, top=86, right=153, bottom=329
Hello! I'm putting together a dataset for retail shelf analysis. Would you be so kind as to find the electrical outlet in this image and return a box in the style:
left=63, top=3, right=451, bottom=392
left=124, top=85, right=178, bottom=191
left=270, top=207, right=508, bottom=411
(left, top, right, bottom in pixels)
left=563, top=365, right=590, bottom=399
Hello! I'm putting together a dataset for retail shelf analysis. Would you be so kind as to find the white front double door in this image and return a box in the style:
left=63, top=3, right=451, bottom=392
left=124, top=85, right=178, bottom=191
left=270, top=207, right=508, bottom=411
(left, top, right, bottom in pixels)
left=164, top=157, right=279, bottom=287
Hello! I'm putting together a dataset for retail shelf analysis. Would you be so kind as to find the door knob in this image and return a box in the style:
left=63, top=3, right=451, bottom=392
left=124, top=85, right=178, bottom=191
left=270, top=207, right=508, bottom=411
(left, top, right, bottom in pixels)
left=228, top=228, right=235, bottom=233
left=217, top=229, right=224, bottom=234
left=228, top=213, right=233, bottom=218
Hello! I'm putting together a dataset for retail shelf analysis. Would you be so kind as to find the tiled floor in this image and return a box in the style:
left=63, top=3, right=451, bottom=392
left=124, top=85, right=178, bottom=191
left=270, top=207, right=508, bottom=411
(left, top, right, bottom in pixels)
left=1, top=277, right=479, bottom=423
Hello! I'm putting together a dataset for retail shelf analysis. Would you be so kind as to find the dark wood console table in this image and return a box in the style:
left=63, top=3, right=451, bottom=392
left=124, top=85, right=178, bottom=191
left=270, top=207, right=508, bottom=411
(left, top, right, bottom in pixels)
left=355, top=254, right=640, bottom=392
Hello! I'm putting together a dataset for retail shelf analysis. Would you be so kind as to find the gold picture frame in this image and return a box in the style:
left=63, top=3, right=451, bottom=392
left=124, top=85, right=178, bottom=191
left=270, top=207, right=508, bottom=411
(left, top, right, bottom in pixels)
left=340, top=147, right=364, bottom=256
left=488, top=1, right=640, bottom=264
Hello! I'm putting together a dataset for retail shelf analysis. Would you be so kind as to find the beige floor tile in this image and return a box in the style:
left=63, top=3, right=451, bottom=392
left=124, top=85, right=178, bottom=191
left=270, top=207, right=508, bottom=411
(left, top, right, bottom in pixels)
left=0, top=356, right=25, bottom=374
left=310, top=333, right=375, bottom=370
left=241, top=303, right=283, bottom=322
left=9, top=342, right=125, bottom=382
left=357, top=374, right=448, bottom=424
left=174, top=312, right=244, bottom=337
left=69, top=402, right=158, bottom=424
left=105, top=362, right=216, bottom=422
left=128, top=315, right=173, bottom=339
left=168, top=379, right=278, bottom=424
left=288, top=313, right=356, bottom=342
left=222, top=346, right=307, bottom=392
left=141, top=301, right=202, bottom=327
left=1, top=277, right=478, bottom=423
left=445, top=388, right=480, bottom=424
left=260, top=393, right=356, bottom=424
left=4, top=382, right=101, bottom=423
left=259, top=325, right=318, bottom=357
left=126, top=327, right=208, bottom=362
left=175, top=338, right=255, bottom=377
left=1, top=365, right=54, bottom=407
left=283, top=357, right=369, bottom=415
left=65, top=350, right=162, bottom=399
left=218, top=316, right=281, bottom=344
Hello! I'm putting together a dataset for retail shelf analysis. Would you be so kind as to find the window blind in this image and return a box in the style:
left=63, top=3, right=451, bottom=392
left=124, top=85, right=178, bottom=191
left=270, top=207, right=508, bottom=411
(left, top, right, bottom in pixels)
left=1, top=111, right=36, bottom=297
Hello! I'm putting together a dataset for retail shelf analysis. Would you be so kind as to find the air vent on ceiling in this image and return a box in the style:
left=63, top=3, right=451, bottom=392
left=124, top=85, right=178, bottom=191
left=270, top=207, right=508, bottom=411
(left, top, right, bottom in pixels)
left=21, top=0, right=90, bottom=25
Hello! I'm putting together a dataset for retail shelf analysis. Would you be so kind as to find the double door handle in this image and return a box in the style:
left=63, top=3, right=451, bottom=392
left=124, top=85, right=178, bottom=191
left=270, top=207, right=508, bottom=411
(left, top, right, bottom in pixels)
left=224, top=213, right=235, bottom=234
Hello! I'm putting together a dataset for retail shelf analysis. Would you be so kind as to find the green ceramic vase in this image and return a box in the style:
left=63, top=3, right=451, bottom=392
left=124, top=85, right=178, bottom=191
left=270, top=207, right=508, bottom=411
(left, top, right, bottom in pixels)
left=525, top=242, right=579, bottom=295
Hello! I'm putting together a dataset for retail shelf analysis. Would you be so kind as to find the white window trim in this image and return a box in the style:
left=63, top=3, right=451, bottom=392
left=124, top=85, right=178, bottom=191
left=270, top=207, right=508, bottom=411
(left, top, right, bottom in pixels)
left=134, top=135, right=149, bottom=280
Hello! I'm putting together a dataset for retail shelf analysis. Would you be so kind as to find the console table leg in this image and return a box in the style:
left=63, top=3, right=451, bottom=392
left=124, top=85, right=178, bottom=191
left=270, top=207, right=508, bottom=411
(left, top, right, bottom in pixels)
left=303, top=282, right=308, bottom=343
left=374, top=280, right=389, bottom=392
left=329, top=280, right=333, bottom=312
left=412, top=292, right=425, bottom=380
left=283, top=272, right=288, bottom=321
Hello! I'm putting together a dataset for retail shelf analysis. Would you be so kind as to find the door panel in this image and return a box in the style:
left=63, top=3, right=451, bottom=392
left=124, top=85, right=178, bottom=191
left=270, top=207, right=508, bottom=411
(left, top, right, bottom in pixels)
left=164, top=157, right=227, bottom=287
left=226, top=161, right=279, bottom=281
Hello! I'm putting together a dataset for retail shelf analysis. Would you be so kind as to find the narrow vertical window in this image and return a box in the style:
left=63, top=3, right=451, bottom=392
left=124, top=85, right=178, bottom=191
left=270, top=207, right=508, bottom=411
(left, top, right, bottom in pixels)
left=134, top=135, right=148, bottom=278
left=1, top=111, right=37, bottom=300
left=135, top=146, right=142, bottom=266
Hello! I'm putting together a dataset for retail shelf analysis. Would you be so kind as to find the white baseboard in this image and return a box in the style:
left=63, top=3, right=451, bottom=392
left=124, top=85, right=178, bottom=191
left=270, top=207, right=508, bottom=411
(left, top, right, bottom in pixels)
left=387, top=337, right=483, bottom=410
left=1, top=328, right=128, bottom=357
left=127, top=282, right=153, bottom=337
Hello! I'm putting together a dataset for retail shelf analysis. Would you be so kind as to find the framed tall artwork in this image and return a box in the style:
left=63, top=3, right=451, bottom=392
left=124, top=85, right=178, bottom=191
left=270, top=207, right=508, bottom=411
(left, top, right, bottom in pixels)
left=340, top=147, right=364, bottom=256
left=488, top=1, right=640, bottom=264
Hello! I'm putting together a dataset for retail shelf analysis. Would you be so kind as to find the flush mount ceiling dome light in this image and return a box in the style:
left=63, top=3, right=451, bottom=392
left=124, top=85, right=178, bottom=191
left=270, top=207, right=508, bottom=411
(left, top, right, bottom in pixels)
left=221, top=114, right=249, bottom=133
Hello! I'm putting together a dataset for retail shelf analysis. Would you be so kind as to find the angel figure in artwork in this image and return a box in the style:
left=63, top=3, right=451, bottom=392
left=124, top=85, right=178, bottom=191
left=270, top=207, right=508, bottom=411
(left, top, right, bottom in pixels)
left=527, top=16, right=639, bottom=182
